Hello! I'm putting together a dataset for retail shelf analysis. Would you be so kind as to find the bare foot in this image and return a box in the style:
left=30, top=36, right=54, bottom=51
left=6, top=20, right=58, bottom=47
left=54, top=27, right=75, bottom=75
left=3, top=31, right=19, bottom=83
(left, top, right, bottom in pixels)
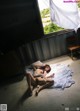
left=35, top=85, right=41, bottom=96
left=35, top=89, right=39, bottom=96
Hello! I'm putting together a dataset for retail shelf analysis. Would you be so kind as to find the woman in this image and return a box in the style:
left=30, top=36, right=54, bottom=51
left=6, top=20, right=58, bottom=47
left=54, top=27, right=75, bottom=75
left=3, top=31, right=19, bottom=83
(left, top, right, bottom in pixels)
left=25, top=64, right=54, bottom=96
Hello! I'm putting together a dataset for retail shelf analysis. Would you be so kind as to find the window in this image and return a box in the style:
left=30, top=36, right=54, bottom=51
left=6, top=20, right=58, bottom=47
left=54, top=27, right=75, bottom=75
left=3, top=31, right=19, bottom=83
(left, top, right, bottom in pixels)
left=37, top=0, right=80, bottom=35
left=37, top=0, right=65, bottom=34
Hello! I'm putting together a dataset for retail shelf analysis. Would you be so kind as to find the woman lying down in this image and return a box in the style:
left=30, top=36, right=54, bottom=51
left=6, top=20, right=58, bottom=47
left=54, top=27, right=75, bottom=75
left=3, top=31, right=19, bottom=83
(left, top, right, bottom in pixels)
left=25, top=64, right=54, bottom=96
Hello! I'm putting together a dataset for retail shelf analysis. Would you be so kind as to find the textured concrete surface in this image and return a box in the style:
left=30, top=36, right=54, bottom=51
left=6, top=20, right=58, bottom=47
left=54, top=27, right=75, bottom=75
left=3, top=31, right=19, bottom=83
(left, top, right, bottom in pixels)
left=0, top=55, right=80, bottom=111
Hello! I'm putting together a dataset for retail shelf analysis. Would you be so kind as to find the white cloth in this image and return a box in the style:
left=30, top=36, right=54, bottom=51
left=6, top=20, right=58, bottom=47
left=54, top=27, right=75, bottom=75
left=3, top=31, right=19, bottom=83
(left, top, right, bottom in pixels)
left=49, top=0, right=80, bottom=31
left=46, top=63, right=75, bottom=90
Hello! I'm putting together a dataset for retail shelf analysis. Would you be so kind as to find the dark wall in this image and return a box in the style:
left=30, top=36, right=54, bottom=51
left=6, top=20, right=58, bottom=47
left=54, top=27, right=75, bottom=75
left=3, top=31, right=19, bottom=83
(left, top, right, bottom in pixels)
left=0, top=51, right=23, bottom=78
left=0, top=0, right=44, bottom=53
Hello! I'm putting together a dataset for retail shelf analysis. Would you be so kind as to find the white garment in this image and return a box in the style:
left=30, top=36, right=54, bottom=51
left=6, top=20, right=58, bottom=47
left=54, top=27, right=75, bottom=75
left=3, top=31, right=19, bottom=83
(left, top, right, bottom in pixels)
left=49, top=0, right=80, bottom=31
left=46, top=63, right=75, bottom=90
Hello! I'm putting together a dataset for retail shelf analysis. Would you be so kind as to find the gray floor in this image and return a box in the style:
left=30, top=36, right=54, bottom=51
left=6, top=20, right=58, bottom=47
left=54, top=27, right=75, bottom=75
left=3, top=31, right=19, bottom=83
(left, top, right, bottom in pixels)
left=0, top=55, right=80, bottom=111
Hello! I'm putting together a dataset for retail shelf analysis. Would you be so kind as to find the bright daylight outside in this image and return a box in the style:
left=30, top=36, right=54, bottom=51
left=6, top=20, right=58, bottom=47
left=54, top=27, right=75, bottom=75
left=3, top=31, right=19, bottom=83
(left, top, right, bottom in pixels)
left=38, top=0, right=80, bottom=34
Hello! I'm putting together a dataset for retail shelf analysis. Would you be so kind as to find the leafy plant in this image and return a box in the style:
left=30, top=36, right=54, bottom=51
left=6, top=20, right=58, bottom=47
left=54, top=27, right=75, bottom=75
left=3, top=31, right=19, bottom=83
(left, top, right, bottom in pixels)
left=77, top=2, right=80, bottom=8
left=41, top=8, right=50, bottom=18
left=40, top=8, right=64, bottom=34
left=44, top=22, right=64, bottom=34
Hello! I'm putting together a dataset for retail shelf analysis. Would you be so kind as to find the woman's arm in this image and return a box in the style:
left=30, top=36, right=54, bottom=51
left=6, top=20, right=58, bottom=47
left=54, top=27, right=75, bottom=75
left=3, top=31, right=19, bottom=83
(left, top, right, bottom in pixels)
left=46, top=73, right=55, bottom=78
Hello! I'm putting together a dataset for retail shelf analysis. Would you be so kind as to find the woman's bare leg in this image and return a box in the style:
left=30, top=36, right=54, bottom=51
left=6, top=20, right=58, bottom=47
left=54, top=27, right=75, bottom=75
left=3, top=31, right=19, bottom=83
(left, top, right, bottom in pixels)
left=35, top=79, right=54, bottom=96
left=25, top=73, right=36, bottom=95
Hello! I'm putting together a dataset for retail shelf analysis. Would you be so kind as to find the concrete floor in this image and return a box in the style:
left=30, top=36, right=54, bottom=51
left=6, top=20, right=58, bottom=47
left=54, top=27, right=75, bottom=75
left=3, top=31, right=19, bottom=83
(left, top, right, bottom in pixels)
left=0, top=55, right=80, bottom=111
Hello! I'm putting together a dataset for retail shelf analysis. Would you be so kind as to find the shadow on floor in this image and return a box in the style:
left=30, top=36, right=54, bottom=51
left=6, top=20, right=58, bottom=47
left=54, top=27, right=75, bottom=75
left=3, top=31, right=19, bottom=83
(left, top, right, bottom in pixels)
left=18, top=89, right=32, bottom=104
left=0, top=73, right=24, bottom=87
left=12, top=89, right=32, bottom=111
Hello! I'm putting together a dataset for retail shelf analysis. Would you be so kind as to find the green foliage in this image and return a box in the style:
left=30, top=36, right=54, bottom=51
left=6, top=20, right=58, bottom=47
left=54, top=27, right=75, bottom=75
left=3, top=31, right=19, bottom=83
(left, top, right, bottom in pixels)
left=77, top=2, right=80, bottom=8
left=44, top=22, right=64, bottom=34
left=46, top=20, right=50, bottom=22
left=41, top=8, right=50, bottom=18
left=40, top=8, right=64, bottom=34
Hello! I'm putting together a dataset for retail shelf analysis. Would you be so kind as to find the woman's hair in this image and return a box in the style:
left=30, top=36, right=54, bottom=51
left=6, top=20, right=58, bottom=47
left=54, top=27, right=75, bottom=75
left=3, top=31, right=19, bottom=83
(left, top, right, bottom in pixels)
left=44, top=64, right=51, bottom=73
left=40, top=64, right=51, bottom=73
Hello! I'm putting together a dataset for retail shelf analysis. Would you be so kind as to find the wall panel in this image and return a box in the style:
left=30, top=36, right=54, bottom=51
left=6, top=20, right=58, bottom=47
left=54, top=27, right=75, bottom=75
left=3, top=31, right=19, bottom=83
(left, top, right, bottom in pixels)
left=17, top=31, right=75, bottom=66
